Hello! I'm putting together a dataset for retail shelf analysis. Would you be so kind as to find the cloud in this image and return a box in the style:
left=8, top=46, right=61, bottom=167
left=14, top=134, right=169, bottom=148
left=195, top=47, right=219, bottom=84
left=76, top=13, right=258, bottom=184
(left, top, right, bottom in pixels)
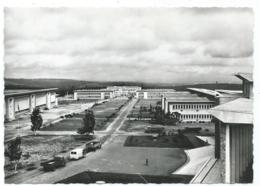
left=4, top=8, right=254, bottom=84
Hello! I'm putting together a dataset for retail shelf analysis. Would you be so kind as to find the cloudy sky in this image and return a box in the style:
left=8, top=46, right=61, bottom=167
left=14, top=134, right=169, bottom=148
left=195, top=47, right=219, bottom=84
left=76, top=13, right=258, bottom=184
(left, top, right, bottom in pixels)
left=4, top=8, right=253, bottom=84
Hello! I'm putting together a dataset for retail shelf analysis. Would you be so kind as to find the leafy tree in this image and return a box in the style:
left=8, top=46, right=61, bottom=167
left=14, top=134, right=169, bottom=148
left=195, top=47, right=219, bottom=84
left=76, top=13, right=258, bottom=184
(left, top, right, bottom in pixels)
left=77, top=109, right=95, bottom=135
left=5, top=137, right=22, bottom=172
left=152, top=106, right=179, bottom=125
left=153, top=105, right=165, bottom=123
left=30, top=107, right=43, bottom=135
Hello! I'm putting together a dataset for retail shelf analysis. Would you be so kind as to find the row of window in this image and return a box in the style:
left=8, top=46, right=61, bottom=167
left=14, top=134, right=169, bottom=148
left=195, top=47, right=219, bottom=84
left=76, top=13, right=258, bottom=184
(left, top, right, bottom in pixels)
left=171, top=104, right=213, bottom=110
left=180, top=114, right=212, bottom=120
left=78, top=96, right=104, bottom=98
left=78, top=93, right=103, bottom=95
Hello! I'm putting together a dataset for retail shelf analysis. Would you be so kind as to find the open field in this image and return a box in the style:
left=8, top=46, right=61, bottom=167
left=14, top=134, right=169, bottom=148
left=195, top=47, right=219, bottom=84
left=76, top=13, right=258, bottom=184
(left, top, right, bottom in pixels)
left=124, top=135, right=208, bottom=149
left=127, top=99, right=160, bottom=118
left=42, top=99, right=129, bottom=131
left=119, top=120, right=215, bottom=135
left=41, top=119, right=82, bottom=131
left=41, top=118, right=111, bottom=131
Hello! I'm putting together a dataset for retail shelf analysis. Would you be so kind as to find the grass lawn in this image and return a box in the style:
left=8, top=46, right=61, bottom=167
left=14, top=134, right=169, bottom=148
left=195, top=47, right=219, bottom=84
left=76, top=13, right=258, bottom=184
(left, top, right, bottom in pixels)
left=41, top=99, right=129, bottom=132
left=41, top=118, right=110, bottom=131
left=128, top=99, right=159, bottom=118
left=41, top=119, right=82, bottom=131
left=119, top=120, right=151, bottom=132
left=124, top=135, right=208, bottom=149
left=120, top=119, right=215, bottom=135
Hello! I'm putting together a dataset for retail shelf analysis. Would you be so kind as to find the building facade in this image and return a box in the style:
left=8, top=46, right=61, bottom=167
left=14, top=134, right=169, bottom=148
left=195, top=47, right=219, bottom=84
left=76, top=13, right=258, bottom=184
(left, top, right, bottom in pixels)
left=136, top=89, right=176, bottom=99
left=107, top=86, right=141, bottom=97
left=74, top=89, right=114, bottom=100
left=163, top=96, right=215, bottom=123
left=4, top=88, right=58, bottom=121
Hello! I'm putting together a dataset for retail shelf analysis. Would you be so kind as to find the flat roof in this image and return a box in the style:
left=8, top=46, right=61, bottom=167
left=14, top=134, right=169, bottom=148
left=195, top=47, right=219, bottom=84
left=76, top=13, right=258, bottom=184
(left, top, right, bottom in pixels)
left=209, top=98, right=253, bottom=124
left=215, top=89, right=243, bottom=95
left=4, top=88, right=58, bottom=97
left=187, top=88, right=221, bottom=97
left=235, top=73, right=253, bottom=82
left=166, top=97, right=215, bottom=103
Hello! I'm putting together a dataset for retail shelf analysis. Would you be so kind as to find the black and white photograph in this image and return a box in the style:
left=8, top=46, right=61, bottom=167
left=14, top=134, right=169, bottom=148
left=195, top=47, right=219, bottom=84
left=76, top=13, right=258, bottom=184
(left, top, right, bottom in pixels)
left=2, top=4, right=257, bottom=184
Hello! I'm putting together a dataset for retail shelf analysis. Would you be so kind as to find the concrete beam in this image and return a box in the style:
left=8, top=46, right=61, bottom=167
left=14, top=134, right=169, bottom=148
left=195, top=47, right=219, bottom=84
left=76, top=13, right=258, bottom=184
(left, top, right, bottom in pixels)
left=29, top=94, right=36, bottom=112
left=73, top=92, right=78, bottom=100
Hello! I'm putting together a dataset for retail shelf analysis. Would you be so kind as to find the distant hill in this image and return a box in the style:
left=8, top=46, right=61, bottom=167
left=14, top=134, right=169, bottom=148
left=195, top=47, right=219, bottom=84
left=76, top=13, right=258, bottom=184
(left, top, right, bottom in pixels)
left=4, top=78, right=242, bottom=96
left=4, top=78, right=181, bottom=90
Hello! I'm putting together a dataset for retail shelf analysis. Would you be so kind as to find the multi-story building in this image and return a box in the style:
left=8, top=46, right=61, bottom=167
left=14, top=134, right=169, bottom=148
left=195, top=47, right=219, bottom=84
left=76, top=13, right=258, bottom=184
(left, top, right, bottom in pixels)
left=162, top=92, right=216, bottom=123
left=4, top=88, right=58, bottom=121
left=74, top=89, right=115, bottom=100
left=136, top=89, right=176, bottom=99
left=106, top=86, right=141, bottom=97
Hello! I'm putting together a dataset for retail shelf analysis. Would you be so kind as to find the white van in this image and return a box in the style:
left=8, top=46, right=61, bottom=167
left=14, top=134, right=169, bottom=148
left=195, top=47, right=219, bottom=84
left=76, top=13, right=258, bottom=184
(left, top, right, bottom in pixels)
left=69, top=148, right=85, bottom=160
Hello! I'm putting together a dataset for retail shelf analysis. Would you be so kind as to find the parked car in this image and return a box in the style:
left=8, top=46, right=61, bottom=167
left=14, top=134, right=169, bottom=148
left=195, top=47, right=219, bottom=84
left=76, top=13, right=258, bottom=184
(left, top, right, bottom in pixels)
left=144, top=126, right=165, bottom=133
left=69, top=148, right=86, bottom=160
left=40, top=155, right=66, bottom=171
left=85, top=140, right=102, bottom=152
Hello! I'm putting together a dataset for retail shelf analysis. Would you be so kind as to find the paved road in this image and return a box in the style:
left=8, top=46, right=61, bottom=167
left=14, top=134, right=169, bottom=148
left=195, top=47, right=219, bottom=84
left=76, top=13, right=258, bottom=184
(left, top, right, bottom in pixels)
left=6, top=98, right=137, bottom=184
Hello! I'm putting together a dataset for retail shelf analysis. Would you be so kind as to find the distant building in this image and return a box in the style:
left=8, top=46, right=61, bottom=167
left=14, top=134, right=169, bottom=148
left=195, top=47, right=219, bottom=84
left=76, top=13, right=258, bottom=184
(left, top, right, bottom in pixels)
left=162, top=91, right=216, bottom=123
left=106, top=86, right=141, bottom=97
left=4, top=88, right=58, bottom=121
left=136, top=89, right=176, bottom=99
left=74, top=89, right=114, bottom=100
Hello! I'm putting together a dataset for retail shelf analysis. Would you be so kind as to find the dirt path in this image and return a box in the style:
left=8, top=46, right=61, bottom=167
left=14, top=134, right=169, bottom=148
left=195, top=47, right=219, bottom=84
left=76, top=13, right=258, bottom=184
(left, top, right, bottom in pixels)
left=5, top=98, right=137, bottom=184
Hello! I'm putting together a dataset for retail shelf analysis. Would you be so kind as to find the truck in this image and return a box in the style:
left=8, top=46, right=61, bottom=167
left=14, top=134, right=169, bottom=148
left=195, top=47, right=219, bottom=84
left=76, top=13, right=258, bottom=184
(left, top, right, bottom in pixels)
left=69, top=148, right=86, bottom=160
left=85, top=140, right=102, bottom=152
left=40, top=155, right=66, bottom=171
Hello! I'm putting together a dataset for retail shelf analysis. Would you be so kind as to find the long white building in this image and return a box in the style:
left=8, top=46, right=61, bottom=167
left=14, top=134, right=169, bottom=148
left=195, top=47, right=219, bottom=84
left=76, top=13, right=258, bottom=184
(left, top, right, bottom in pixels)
left=106, top=86, right=141, bottom=97
left=162, top=94, right=216, bottom=123
left=136, top=89, right=176, bottom=99
left=4, top=88, right=58, bottom=121
left=74, top=89, right=114, bottom=100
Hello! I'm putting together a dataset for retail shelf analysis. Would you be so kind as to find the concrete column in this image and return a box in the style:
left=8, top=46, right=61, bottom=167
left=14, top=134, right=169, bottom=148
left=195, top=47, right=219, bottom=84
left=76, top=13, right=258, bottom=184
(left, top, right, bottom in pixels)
left=101, top=92, right=105, bottom=100
left=6, top=97, right=15, bottom=121
left=143, top=92, right=148, bottom=99
left=29, top=94, right=36, bottom=112
left=74, top=92, right=78, bottom=100
left=161, top=96, right=165, bottom=110
left=249, top=83, right=253, bottom=99
left=164, top=100, right=168, bottom=114
left=55, top=98, right=58, bottom=106
left=136, top=92, right=139, bottom=98
left=225, top=124, right=231, bottom=183
left=46, top=92, right=51, bottom=109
